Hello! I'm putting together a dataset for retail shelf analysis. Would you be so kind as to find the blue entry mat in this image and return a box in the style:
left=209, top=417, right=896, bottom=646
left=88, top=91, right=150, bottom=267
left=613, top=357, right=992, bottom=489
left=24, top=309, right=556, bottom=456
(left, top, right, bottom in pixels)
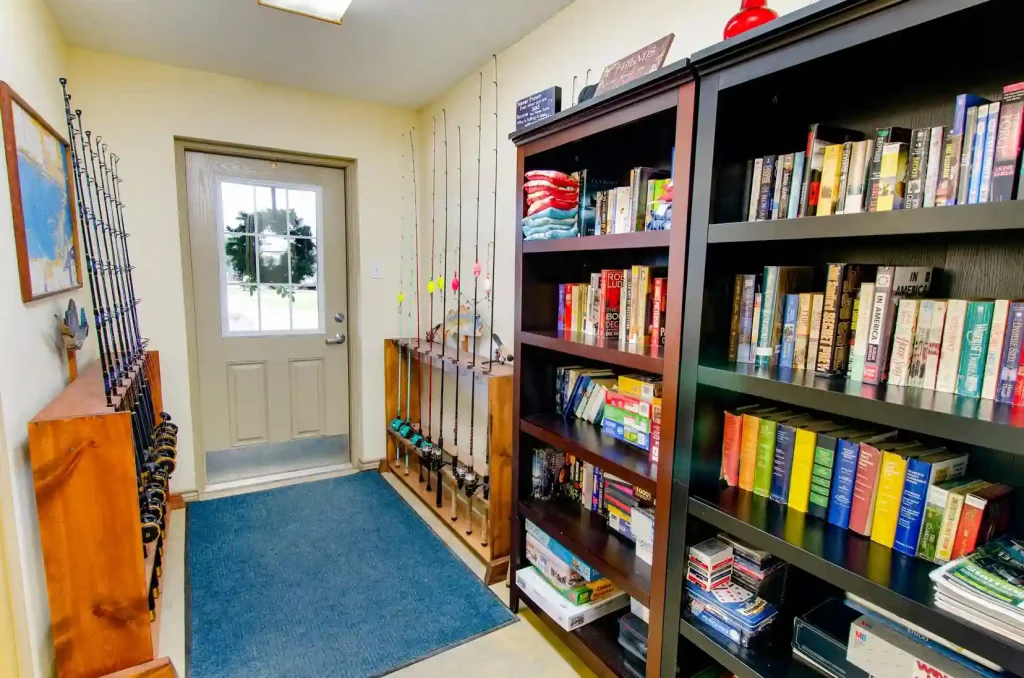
left=187, top=472, right=516, bottom=678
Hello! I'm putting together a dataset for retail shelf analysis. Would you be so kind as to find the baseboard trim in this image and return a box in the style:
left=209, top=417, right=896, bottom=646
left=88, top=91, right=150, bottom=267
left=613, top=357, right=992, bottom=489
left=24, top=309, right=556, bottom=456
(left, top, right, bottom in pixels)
left=203, top=463, right=357, bottom=500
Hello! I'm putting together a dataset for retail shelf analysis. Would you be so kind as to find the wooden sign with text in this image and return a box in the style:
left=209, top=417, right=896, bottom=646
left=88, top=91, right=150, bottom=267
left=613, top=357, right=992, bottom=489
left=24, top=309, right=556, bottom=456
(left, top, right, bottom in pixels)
left=596, top=34, right=675, bottom=96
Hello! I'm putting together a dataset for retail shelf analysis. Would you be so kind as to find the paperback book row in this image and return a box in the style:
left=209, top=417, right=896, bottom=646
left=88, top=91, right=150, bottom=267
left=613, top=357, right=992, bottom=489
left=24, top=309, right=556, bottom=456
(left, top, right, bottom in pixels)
left=792, top=593, right=1004, bottom=678
left=530, top=447, right=655, bottom=558
left=521, top=167, right=673, bottom=242
left=737, top=85, right=1024, bottom=223
left=720, top=405, right=1014, bottom=563
left=558, top=265, right=668, bottom=347
left=555, top=367, right=663, bottom=461
left=729, top=263, right=1024, bottom=402
left=685, top=534, right=787, bottom=648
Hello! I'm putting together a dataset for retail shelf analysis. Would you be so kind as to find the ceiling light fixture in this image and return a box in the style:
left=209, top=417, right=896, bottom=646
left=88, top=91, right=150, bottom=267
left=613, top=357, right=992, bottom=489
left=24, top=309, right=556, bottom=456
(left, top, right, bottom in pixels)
left=258, top=0, right=353, bottom=24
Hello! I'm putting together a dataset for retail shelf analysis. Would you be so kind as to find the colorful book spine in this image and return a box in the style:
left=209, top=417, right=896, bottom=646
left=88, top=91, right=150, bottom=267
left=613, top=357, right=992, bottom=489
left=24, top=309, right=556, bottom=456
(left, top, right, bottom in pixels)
left=652, top=277, right=665, bottom=346
left=808, top=431, right=843, bottom=521
left=737, top=275, right=757, bottom=363
left=992, top=83, right=1024, bottom=202
left=728, top=275, right=743, bottom=362
left=978, top=102, right=1001, bottom=204
left=870, top=449, right=915, bottom=548
left=967, top=104, right=990, bottom=204
left=905, top=128, right=930, bottom=209
left=849, top=442, right=884, bottom=536
left=867, top=127, right=910, bottom=212
left=862, top=267, right=894, bottom=385
left=996, top=302, right=1024, bottom=403
left=935, top=133, right=961, bottom=206
left=981, top=300, right=1010, bottom=400
left=777, top=154, right=794, bottom=220
left=952, top=483, right=1013, bottom=559
left=956, top=301, right=994, bottom=397
left=907, top=299, right=934, bottom=389
left=587, top=272, right=602, bottom=335
left=957, top=107, right=980, bottom=206
left=887, top=298, right=919, bottom=387
left=806, top=293, right=824, bottom=371
left=564, top=285, right=574, bottom=334
left=817, top=144, right=844, bottom=216
left=721, top=408, right=748, bottom=486
left=751, top=292, right=762, bottom=354
left=787, top=427, right=817, bottom=513
left=848, top=282, right=875, bottom=381
left=826, top=437, right=861, bottom=529
left=603, top=269, right=623, bottom=339
left=779, top=294, right=799, bottom=369
left=787, top=152, right=805, bottom=218
left=834, top=265, right=862, bottom=376
left=836, top=142, right=853, bottom=214
left=557, top=285, right=566, bottom=331
left=748, top=157, right=764, bottom=221
left=771, top=156, right=784, bottom=220
left=922, top=300, right=948, bottom=391
left=894, top=454, right=969, bottom=557
left=753, top=416, right=782, bottom=498
left=815, top=264, right=844, bottom=373
left=769, top=420, right=799, bottom=504
left=936, top=481, right=988, bottom=563
left=794, top=293, right=812, bottom=370
left=923, top=126, right=945, bottom=208
left=756, top=156, right=776, bottom=221
left=876, top=142, right=908, bottom=212
left=754, top=266, right=779, bottom=368
left=738, top=412, right=763, bottom=491
left=935, top=300, right=968, bottom=394
left=917, top=480, right=961, bottom=561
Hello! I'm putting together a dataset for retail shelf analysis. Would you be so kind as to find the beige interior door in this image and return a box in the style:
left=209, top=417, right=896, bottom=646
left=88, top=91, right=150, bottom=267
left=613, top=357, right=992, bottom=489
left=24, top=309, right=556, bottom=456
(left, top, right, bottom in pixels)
left=185, top=152, right=350, bottom=485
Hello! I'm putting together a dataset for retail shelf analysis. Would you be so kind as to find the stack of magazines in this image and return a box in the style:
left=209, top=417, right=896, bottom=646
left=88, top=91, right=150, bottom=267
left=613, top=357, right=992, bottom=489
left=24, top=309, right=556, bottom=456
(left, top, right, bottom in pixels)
left=930, top=537, right=1024, bottom=646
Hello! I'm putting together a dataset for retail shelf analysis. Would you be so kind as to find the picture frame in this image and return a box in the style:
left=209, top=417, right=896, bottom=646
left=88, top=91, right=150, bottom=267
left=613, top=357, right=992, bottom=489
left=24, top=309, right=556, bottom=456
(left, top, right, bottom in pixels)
left=1, top=81, right=82, bottom=302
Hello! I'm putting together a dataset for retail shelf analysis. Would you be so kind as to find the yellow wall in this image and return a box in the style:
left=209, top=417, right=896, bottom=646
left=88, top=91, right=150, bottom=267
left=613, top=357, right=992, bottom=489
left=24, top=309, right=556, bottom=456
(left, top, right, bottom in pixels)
left=0, top=397, right=20, bottom=677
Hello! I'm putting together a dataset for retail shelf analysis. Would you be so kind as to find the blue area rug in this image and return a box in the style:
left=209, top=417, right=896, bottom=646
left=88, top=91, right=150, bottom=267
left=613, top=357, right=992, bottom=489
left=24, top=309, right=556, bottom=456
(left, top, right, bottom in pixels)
left=187, top=472, right=515, bottom=678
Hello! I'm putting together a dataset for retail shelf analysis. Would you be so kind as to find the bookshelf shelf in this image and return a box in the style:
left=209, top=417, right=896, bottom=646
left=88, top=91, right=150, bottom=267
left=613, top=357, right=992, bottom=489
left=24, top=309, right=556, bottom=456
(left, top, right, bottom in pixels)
left=520, top=497, right=652, bottom=605
left=688, top=488, right=1024, bottom=671
left=707, top=201, right=1024, bottom=243
left=523, top=230, right=671, bottom=253
left=521, top=414, right=657, bottom=495
left=520, top=331, right=666, bottom=374
left=697, top=362, right=1024, bottom=454
left=679, top=611, right=815, bottom=678
left=518, top=587, right=631, bottom=678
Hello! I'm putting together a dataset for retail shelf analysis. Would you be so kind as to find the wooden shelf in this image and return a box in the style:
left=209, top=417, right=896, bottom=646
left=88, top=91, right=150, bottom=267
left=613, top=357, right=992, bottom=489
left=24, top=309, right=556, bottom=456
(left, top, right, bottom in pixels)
left=523, top=230, right=671, bottom=254
left=517, top=584, right=631, bottom=678
left=697, top=362, right=1024, bottom=455
left=520, top=497, right=651, bottom=605
left=707, top=201, right=1024, bottom=244
left=520, top=331, right=665, bottom=374
left=520, top=414, right=657, bottom=495
left=679, top=611, right=815, bottom=678
left=688, top=487, right=1024, bottom=671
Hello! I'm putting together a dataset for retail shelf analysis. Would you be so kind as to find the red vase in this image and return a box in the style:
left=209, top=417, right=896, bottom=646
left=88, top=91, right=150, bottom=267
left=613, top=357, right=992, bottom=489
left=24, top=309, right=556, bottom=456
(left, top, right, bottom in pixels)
left=724, top=0, right=779, bottom=40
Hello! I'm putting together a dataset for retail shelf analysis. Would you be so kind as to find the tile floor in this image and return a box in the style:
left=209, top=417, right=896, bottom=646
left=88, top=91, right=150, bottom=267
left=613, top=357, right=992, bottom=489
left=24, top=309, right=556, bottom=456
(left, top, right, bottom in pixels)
left=158, top=469, right=594, bottom=677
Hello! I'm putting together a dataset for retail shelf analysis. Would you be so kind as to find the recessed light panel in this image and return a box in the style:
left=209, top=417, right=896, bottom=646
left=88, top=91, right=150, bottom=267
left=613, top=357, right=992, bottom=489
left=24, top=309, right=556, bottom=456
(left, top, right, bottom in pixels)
left=259, top=0, right=353, bottom=24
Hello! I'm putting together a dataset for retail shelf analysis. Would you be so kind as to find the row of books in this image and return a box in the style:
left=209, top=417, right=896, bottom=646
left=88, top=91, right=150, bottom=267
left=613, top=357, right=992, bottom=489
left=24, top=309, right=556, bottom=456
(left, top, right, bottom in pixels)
left=575, top=166, right=673, bottom=236
left=728, top=263, right=1024, bottom=401
left=720, top=406, right=1013, bottom=562
left=556, top=368, right=663, bottom=460
left=738, top=85, right=1024, bottom=222
left=529, top=447, right=655, bottom=557
left=557, top=266, right=667, bottom=346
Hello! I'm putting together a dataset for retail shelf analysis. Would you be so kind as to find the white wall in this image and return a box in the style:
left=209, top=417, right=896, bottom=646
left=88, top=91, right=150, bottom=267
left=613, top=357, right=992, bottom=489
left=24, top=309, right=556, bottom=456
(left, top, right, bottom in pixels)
left=65, top=48, right=418, bottom=492
left=0, top=0, right=94, bottom=675
left=414, top=0, right=812, bottom=451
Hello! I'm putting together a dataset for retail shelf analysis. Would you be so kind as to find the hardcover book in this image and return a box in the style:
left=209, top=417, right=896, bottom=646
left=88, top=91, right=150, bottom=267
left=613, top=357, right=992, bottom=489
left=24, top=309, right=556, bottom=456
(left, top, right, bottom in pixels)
left=870, top=445, right=927, bottom=548
left=981, top=300, right=1010, bottom=400
left=748, top=157, right=763, bottom=221
left=787, top=425, right=822, bottom=514
left=893, top=451, right=968, bottom=557
left=995, top=83, right=1024, bottom=202
left=886, top=298, right=919, bottom=388
left=756, top=156, right=776, bottom=221
left=867, top=127, right=911, bottom=212
left=863, top=267, right=934, bottom=385
left=768, top=417, right=806, bottom=504
left=728, top=274, right=743, bottom=362
left=601, top=269, right=624, bottom=339
left=957, top=106, right=981, bottom=206
left=815, top=264, right=844, bottom=374
left=978, top=102, right=1001, bottom=204
left=935, top=133, right=962, bottom=206
left=558, top=284, right=566, bottom=331
left=905, top=127, right=931, bottom=209
left=935, top=299, right=968, bottom=394
left=917, top=478, right=979, bottom=562
left=779, top=294, right=799, bottom=369
left=737, top=275, right=757, bottom=363
left=794, top=293, right=812, bottom=369
left=753, top=412, right=802, bottom=498
left=808, top=429, right=861, bottom=521
left=722, top=404, right=761, bottom=486
left=956, top=301, right=994, bottom=397
left=907, top=299, right=934, bottom=389
left=826, top=436, right=864, bottom=529
left=800, top=124, right=863, bottom=217
left=816, top=144, right=844, bottom=216
left=777, top=154, right=795, bottom=220
left=848, top=282, right=875, bottom=381
left=951, top=483, right=1013, bottom=559
left=935, top=480, right=989, bottom=563
left=922, top=300, right=948, bottom=391
left=842, top=140, right=872, bottom=214
left=836, top=142, right=853, bottom=214
left=788, top=152, right=806, bottom=219
left=923, top=126, right=945, bottom=208
left=751, top=292, right=762, bottom=354
left=876, top=142, right=909, bottom=211
left=771, top=156, right=784, bottom=220
left=586, top=272, right=602, bottom=335
left=806, top=293, right=824, bottom=371
left=996, top=301, right=1024, bottom=403
left=967, top=104, right=991, bottom=204
left=848, top=440, right=895, bottom=537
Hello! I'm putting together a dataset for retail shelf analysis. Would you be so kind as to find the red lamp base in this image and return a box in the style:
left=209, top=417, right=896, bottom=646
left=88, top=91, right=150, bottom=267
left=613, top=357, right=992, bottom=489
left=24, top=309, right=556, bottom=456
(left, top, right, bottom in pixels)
left=724, top=4, right=779, bottom=40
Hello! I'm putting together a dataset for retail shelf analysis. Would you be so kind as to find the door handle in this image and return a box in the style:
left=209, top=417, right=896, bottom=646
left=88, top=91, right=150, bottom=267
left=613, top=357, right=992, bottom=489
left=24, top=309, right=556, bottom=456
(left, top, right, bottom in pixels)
left=326, top=333, right=346, bottom=345
left=334, top=313, right=345, bottom=324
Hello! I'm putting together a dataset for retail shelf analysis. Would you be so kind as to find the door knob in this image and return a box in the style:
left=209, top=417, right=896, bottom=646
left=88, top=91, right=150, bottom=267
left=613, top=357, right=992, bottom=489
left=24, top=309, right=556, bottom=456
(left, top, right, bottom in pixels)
left=334, top=313, right=345, bottom=323
left=326, top=333, right=346, bottom=345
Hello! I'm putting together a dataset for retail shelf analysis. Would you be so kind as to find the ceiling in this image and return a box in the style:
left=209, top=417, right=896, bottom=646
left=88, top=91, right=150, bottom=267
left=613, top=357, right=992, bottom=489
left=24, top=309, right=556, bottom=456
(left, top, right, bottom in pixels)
left=46, top=0, right=575, bottom=108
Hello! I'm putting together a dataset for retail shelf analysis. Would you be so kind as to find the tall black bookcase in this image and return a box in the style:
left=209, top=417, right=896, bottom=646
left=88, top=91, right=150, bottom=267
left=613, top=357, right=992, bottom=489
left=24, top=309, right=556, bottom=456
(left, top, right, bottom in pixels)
left=670, top=0, right=1024, bottom=676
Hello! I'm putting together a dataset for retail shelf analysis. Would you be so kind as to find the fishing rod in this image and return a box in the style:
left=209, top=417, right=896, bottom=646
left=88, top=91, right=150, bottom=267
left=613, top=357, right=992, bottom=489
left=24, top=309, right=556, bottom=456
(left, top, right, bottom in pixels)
left=431, top=109, right=450, bottom=500
left=462, top=72, right=485, bottom=535
left=480, top=56, right=500, bottom=539
left=420, top=120, right=438, bottom=481
left=449, top=125, right=466, bottom=523
left=408, top=129, right=424, bottom=456
left=389, top=140, right=407, bottom=439
left=398, top=134, right=418, bottom=469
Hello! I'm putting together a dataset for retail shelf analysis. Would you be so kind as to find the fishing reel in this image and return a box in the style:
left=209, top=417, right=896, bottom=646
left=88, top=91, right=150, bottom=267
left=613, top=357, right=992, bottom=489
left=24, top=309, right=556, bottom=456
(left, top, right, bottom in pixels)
left=409, top=431, right=424, bottom=447
left=463, top=470, right=481, bottom=500
left=140, top=509, right=161, bottom=544
left=398, top=421, right=414, bottom=438
left=481, top=474, right=490, bottom=501
left=389, top=416, right=405, bottom=432
left=453, top=461, right=467, bottom=490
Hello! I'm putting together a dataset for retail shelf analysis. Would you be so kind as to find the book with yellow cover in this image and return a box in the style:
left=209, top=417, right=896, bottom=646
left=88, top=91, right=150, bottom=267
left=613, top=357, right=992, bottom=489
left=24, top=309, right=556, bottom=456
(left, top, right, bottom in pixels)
left=739, top=408, right=778, bottom=491
left=870, top=444, right=928, bottom=547
left=876, top=142, right=909, bottom=212
left=816, top=144, right=845, bottom=216
left=788, top=424, right=821, bottom=512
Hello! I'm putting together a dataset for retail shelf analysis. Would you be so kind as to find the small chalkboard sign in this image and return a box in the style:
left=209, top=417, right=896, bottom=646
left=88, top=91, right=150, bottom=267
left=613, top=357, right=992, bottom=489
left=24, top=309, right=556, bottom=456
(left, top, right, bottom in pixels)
left=596, top=34, right=675, bottom=96
left=515, top=87, right=562, bottom=130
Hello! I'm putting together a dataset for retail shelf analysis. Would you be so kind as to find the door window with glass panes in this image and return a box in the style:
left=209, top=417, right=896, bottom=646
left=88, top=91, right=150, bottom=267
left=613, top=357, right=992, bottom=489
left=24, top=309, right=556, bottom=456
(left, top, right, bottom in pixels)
left=217, top=180, right=323, bottom=335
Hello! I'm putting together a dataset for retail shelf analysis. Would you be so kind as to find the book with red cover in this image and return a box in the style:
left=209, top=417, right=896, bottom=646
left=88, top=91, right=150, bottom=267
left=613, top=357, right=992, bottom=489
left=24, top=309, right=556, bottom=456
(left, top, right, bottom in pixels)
left=848, top=440, right=884, bottom=536
left=721, top=405, right=758, bottom=487
left=1015, top=363, right=1024, bottom=407
left=950, top=483, right=1014, bottom=558
left=602, top=270, right=624, bottom=339
left=652, top=277, right=667, bottom=346
left=564, top=284, right=574, bottom=334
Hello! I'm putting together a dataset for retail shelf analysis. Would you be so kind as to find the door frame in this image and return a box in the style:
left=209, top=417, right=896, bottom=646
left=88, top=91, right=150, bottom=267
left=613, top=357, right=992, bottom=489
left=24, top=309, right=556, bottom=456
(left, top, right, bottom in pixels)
left=174, top=138, right=359, bottom=497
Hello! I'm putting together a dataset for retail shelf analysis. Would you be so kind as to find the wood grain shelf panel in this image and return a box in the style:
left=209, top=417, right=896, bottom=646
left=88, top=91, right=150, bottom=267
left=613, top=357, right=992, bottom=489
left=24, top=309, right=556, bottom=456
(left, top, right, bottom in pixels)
left=679, top=611, right=816, bottom=678
left=688, top=488, right=1024, bottom=672
left=520, top=414, right=657, bottom=495
left=707, top=199, right=1024, bottom=243
left=697, top=362, right=1024, bottom=455
left=523, top=230, right=671, bottom=254
left=517, top=584, right=631, bottom=678
left=520, top=497, right=651, bottom=605
left=521, top=331, right=665, bottom=374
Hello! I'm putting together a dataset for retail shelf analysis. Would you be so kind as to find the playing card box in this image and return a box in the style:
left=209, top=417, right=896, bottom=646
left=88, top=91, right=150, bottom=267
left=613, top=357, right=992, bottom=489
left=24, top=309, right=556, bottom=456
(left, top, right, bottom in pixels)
left=717, top=532, right=773, bottom=566
left=686, top=581, right=779, bottom=647
left=687, top=538, right=733, bottom=591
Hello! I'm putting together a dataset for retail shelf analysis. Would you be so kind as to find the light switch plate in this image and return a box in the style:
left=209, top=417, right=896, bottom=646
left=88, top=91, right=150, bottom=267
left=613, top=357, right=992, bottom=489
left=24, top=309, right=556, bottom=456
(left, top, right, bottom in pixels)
left=371, top=262, right=384, bottom=279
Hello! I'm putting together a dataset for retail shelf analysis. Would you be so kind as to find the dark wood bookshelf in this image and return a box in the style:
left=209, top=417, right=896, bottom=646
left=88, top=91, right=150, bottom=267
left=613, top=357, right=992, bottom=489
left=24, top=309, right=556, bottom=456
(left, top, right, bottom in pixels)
left=518, top=587, right=631, bottom=678
left=520, top=497, right=652, bottom=605
left=679, top=611, right=816, bottom=678
left=519, top=330, right=666, bottom=374
left=697, top=362, right=1024, bottom=455
left=523, top=230, right=671, bottom=254
left=707, top=200, right=1024, bottom=244
left=521, top=414, right=657, bottom=495
left=688, top=488, right=1024, bottom=672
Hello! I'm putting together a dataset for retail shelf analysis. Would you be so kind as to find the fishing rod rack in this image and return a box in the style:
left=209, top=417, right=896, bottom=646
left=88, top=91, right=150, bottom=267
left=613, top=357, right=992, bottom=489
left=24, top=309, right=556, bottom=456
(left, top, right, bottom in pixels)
left=26, top=78, right=179, bottom=678
left=384, top=338, right=513, bottom=584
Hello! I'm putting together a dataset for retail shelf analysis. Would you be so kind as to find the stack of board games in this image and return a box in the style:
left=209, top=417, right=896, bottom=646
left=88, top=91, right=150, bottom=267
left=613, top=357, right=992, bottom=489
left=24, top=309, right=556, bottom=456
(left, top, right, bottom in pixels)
left=686, top=580, right=779, bottom=648
left=792, top=600, right=869, bottom=678
left=602, top=473, right=654, bottom=543
left=556, top=267, right=668, bottom=346
left=687, top=538, right=733, bottom=591
left=717, top=533, right=788, bottom=605
left=525, top=531, right=618, bottom=606
left=516, top=567, right=629, bottom=632
left=736, top=86, right=1024, bottom=226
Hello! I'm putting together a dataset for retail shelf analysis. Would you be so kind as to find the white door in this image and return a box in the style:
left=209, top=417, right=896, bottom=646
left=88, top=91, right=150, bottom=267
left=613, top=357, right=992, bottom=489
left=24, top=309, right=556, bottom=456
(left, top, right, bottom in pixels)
left=185, top=152, right=350, bottom=485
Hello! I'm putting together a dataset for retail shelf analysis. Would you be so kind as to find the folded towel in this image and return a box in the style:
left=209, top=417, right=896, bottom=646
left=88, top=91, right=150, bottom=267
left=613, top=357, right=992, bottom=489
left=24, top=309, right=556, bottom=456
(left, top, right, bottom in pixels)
left=524, top=226, right=579, bottom=241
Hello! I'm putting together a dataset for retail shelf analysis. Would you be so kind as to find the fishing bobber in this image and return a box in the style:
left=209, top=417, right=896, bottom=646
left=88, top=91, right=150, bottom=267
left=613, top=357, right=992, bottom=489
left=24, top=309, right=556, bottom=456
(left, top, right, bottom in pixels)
left=427, top=280, right=436, bottom=294
left=484, top=275, right=491, bottom=296
left=437, top=275, right=444, bottom=290
left=451, top=273, right=460, bottom=292
left=473, top=261, right=482, bottom=277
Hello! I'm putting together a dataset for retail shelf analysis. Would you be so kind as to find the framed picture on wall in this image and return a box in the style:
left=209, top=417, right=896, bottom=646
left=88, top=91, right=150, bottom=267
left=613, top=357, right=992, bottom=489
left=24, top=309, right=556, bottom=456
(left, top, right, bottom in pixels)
left=0, top=81, right=82, bottom=302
